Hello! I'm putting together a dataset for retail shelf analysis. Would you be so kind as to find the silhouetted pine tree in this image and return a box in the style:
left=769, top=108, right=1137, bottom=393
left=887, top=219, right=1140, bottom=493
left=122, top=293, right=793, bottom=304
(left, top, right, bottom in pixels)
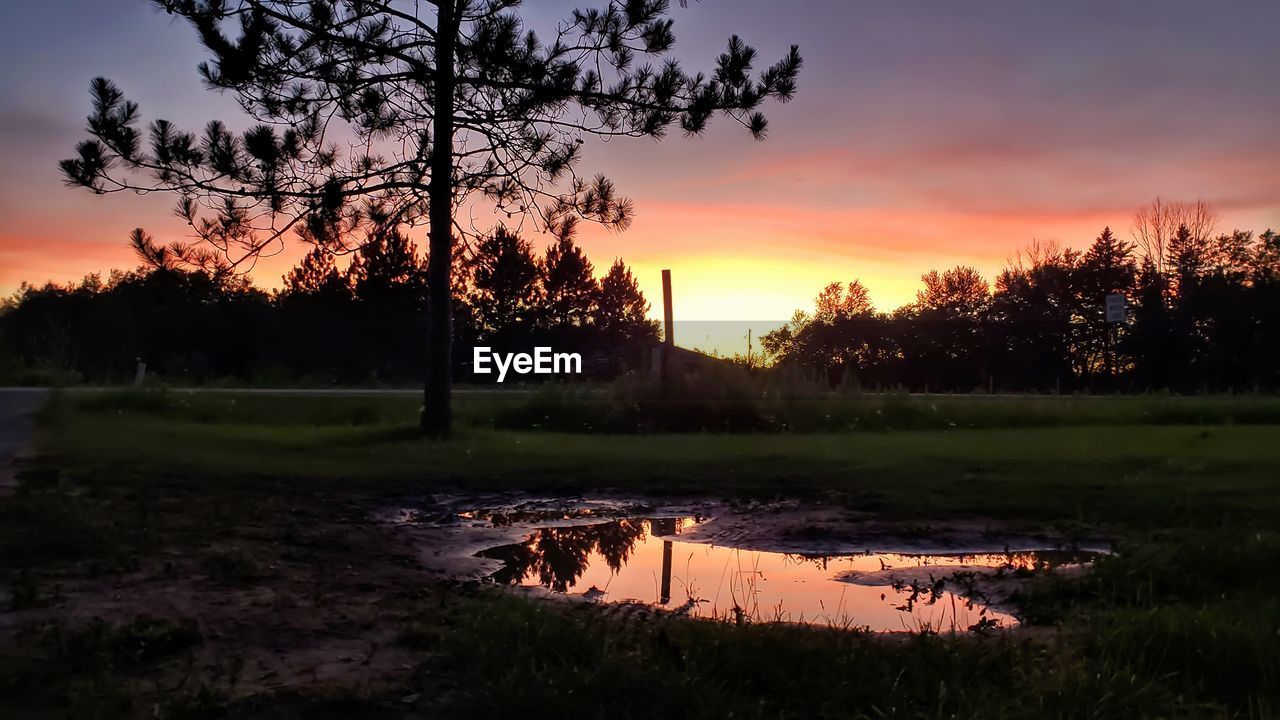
left=1253, top=231, right=1280, bottom=387
left=281, top=247, right=350, bottom=300
left=1075, top=227, right=1137, bottom=386
left=468, top=228, right=542, bottom=344
left=541, top=236, right=598, bottom=330
left=347, top=230, right=427, bottom=307
left=594, top=259, right=657, bottom=345
left=61, top=0, right=803, bottom=435
left=1125, top=258, right=1176, bottom=389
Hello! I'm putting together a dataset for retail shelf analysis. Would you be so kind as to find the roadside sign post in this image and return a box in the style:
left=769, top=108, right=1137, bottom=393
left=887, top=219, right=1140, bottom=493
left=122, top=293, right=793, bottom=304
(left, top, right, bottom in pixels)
left=1103, top=294, right=1128, bottom=392
left=1105, top=294, right=1128, bottom=324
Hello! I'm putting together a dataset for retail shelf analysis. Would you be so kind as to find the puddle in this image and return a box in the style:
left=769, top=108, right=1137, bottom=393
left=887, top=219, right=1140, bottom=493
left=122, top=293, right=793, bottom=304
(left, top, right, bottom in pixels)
left=461, top=513, right=1098, bottom=632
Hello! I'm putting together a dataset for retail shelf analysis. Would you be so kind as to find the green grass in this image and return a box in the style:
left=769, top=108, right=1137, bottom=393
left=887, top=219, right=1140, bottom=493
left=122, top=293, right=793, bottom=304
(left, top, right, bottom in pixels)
left=41, top=389, right=1280, bottom=527
left=427, top=591, right=1273, bottom=719
left=487, top=377, right=1280, bottom=433
left=5, top=388, right=1280, bottom=718
left=63, top=381, right=1280, bottom=432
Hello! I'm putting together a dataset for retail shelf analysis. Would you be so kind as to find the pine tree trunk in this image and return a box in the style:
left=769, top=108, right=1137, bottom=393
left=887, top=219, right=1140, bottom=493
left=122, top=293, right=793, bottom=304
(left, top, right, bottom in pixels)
left=422, top=2, right=458, bottom=438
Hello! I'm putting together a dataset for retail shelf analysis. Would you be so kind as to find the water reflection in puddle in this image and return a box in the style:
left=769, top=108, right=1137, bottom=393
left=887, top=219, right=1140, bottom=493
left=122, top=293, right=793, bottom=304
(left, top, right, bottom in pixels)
left=474, top=516, right=1094, bottom=632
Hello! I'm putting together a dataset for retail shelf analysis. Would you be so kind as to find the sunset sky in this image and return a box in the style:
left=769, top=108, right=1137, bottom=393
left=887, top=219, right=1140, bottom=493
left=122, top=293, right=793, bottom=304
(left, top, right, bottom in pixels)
left=2, top=0, right=1278, bottom=326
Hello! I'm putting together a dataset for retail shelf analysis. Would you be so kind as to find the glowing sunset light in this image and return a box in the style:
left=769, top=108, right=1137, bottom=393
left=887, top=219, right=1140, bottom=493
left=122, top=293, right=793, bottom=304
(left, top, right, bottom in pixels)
left=2, top=0, right=1277, bottom=323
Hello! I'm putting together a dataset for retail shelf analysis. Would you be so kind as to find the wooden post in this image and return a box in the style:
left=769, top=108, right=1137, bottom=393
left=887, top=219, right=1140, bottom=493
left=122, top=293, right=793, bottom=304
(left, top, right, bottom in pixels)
left=659, top=269, right=674, bottom=386
left=660, top=540, right=673, bottom=604
left=662, top=269, right=674, bottom=348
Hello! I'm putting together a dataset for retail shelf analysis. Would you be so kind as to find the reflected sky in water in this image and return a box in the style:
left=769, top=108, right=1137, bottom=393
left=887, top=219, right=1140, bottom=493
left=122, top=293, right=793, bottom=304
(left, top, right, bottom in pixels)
left=477, top=517, right=1088, bottom=632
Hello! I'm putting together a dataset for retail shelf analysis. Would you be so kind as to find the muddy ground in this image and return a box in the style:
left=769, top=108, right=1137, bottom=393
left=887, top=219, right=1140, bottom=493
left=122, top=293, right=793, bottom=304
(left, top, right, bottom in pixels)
left=2, top=483, right=1105, bottom=717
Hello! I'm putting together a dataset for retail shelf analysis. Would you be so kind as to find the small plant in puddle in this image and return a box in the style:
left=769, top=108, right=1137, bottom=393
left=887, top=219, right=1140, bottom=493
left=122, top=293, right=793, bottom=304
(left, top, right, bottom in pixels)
left=962, top=571, right=1005, bottom=608
left=891, top=574, right=947, bottom=612
left=968, top=614, right=1002, bottom=634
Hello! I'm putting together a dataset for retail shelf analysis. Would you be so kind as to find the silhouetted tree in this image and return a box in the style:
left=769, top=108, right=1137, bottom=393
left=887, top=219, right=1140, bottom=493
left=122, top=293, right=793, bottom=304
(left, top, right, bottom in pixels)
left=281, top=246, right=350, bottom=300
left=988, top=242, right=1078, bottom=391
left=594, top=259, right=657, bottom=346
left=541, top=235, right=598, bottom=330
left=468, top=228, right=541, bottom=344
left=814, top=281, right=874, bottom=321
left=479, top=519, right=647, bottom=592
left=61, top=0, right=803, bottom=436
left=347, top=229, right=427, bottom=307
left=1253, top=230, right=1280, bottom=284
left=763, top=281, right=892, bottom=387
left=1132, top=198, right=1216, bottom=275
left=1074, top=227, right=1137, bottom=384
left=1122, top=258, right=1175, bottom=389
left=900, top=266, right=990, bottom=390
left=915, top=267, right=991, bottom=320
left=1253, top=230, right=1280, bottom=387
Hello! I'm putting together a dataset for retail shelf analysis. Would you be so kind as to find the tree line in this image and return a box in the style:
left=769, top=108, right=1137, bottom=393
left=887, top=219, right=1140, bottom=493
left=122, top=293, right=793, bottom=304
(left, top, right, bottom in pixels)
left=763, top=201, right=1280, bottom=393
left=0, top=228, right=656, bottom=385
left=7, top=198, right=1277, bottom=394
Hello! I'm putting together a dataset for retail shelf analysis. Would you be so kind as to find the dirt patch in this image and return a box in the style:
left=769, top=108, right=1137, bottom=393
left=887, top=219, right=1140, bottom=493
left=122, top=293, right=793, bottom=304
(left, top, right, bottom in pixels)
left=1, top=485, right=439, bottom=716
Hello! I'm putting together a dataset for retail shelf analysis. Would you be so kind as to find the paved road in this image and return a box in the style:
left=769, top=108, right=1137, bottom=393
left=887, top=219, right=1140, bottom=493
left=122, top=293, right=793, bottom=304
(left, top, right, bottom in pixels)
left=0, top=388, right=49, bottom=493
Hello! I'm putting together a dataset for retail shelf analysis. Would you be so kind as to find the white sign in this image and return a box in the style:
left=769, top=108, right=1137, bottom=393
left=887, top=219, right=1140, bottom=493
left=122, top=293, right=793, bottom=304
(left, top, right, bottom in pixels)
left=1105, top=294, right=1128, bottom=323
left=473, top=347, right=583, bottom=382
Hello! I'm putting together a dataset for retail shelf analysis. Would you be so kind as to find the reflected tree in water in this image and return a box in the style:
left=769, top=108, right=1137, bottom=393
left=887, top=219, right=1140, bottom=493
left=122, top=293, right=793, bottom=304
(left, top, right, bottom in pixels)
left=481, top=519, right=648, bottom=592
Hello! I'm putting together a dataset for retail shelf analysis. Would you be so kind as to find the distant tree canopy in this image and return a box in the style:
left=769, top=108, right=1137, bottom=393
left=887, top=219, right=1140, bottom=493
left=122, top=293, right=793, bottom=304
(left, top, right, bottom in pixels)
left=763, top=202, right=1280, bottom=393
left=0, top=228, right=656, bottom=386
left=59, top=0, right=803, bottom=435
left=8, top=200, right=1277, bottom=394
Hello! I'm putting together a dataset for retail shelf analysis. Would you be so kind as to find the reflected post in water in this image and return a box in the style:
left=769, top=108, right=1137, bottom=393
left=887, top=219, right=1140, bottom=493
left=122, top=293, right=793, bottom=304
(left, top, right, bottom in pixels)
left=652, top=517, right=678, bottom=604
